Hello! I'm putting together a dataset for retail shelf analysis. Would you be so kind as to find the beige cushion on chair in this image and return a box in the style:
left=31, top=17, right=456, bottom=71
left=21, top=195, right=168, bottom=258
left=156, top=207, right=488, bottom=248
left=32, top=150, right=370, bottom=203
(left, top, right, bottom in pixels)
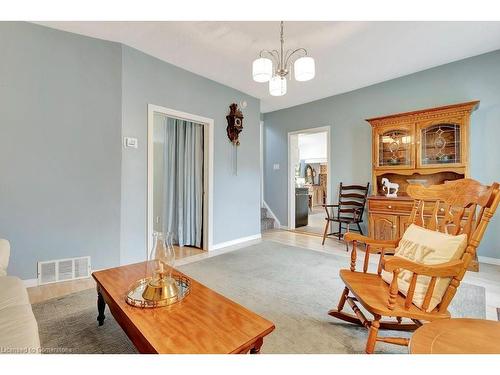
left=0, top=239, right=10, bottom=277
left=381, top=224, right=467, bottom=312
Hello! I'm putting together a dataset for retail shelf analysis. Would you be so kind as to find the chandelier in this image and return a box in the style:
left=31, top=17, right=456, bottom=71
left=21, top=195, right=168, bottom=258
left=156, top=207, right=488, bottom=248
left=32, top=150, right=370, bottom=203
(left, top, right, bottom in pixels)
left=252, top=21, right=315, bottom=96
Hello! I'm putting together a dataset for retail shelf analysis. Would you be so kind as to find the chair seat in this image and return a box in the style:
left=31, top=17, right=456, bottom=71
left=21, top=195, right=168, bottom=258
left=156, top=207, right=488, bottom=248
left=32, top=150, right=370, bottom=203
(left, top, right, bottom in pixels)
left=327, top=217, right=359, bottom=223
left=339, top=269, right=450, bottom=321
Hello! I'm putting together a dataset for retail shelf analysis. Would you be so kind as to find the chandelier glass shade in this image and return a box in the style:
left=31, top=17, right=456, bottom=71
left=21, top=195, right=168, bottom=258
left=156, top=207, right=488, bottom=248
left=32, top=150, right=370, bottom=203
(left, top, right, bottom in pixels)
left=252, top=21, right=315, bottom=96
left=269, top=75, right=287, bottom=96
left=252, top=57, right=273, bottom=82
left=294, top=56, right=315, bottom=82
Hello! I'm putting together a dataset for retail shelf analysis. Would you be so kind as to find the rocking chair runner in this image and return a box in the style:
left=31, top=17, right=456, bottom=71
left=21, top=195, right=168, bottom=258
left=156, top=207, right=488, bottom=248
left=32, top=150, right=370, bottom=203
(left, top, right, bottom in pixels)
left=329, top=178, right=500, bottom=354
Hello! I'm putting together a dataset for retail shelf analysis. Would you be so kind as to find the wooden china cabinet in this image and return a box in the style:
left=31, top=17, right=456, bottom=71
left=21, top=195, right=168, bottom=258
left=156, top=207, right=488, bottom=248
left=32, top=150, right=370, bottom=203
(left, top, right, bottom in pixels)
left=365, top=101, right=480, bottom=270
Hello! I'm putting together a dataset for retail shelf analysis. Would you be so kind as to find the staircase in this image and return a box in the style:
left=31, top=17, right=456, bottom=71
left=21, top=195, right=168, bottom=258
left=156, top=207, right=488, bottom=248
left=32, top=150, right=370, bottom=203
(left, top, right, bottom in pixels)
left=261, top=207, right=276, bottom=231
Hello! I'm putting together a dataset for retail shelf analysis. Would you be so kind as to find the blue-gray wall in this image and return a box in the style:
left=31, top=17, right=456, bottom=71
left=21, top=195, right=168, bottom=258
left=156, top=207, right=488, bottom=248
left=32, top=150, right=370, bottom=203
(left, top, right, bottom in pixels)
left=120, top=46, right=261, bottom=265
left=0, top=22, right=261, bottom=279
left=0, top=22, right=123, bottom=279
left=263, top=50, right=500, bottom=258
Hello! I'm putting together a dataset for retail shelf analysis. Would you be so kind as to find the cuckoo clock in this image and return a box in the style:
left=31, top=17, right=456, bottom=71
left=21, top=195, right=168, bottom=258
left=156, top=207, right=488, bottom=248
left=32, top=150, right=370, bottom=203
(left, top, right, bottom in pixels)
left=226, top=103, right=244, bottom=146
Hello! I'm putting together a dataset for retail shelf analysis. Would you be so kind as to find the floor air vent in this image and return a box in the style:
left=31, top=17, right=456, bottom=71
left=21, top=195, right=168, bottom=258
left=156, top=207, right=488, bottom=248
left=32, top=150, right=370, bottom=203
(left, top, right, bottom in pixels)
left=37, top=256, right=91, bottom=285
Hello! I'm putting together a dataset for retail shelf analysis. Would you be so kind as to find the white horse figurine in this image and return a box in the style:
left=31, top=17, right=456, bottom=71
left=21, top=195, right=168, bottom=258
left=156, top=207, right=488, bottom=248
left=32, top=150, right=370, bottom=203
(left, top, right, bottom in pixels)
left=381, top=178, right=399, bottom=198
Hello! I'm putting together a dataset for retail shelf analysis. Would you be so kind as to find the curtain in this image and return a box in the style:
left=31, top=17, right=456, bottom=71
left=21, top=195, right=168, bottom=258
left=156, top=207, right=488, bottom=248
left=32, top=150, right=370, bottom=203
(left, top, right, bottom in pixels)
left=157, top=114, right=204, bottom=247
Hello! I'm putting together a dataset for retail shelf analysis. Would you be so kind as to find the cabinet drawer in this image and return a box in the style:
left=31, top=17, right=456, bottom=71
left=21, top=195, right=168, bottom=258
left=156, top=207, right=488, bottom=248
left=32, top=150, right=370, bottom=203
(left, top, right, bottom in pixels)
left=368, top=199, right=457, bottom=217
left=369, top=199, right=413, bottom=214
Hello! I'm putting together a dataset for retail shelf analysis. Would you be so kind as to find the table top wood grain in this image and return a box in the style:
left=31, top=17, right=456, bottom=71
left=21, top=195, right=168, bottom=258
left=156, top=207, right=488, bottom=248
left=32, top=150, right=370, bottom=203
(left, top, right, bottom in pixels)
left=410, top=318, right=500, bottom=354
left=92, top=261, right=275, bottom=354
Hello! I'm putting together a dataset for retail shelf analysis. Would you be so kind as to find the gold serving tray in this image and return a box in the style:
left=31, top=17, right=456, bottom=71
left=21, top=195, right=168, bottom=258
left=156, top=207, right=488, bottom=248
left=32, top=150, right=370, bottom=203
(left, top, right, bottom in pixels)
left=125, top=275, right=191, bottom=308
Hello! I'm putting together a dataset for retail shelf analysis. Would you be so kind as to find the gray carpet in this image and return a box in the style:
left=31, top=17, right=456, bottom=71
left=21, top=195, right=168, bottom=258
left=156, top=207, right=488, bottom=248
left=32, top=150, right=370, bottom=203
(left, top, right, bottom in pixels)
left=32, top=241, right=486, bottom=354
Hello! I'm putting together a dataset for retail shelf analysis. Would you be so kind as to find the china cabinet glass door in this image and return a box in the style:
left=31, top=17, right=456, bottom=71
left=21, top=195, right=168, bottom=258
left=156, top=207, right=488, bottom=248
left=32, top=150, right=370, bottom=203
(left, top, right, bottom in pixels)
left=417, top=120, right=464, bottom=168
left=375, top=126, right=414, bottom=169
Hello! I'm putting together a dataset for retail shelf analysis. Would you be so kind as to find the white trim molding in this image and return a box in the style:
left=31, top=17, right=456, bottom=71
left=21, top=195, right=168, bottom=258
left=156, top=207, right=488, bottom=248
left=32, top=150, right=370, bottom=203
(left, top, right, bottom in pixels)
left=263, top=200, right=281, bottom=228
left=478, top=256, right=500, bottom=266
left=211, top=234, right=262, bottom=250
left=147, top=104, right=214, bottom=254
left=260, top=120, right=264, bottom=206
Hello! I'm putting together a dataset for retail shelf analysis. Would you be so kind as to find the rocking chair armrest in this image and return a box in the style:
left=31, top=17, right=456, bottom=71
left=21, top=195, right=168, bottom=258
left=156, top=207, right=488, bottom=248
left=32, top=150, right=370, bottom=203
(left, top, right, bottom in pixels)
left=382, top=257, right=464, bottom=278
left=344, top=233, right=399, bottom=273
left=344, top=232, right=399, bottom=249
left=323, top=204, right=339, bottom=220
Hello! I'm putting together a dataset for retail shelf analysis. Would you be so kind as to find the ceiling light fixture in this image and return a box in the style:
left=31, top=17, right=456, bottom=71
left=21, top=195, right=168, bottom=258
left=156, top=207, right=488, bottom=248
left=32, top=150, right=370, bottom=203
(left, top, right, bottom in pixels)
left=252, top=21, right=315, bottom=96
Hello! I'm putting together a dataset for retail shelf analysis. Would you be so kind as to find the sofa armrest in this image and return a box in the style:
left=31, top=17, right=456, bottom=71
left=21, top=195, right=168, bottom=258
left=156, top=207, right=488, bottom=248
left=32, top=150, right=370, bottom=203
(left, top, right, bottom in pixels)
left=0, top=238, right=11, bottom=276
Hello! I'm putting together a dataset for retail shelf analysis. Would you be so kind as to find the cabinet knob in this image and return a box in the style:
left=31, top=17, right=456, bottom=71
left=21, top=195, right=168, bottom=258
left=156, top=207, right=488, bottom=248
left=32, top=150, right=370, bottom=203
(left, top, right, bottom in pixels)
left=387, top=205, right=392, bottom=209
left=440, top=208, right=445, bottom=212
left=392, top=225, right=397, bottom=229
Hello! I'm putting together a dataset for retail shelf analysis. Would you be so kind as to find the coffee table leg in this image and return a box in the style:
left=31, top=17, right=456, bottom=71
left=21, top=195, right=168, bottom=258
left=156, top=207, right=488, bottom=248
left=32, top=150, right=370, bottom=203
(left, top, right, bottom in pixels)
left=97, top=286, right=106, bottom=326
left=249, top=337, right=264, bottom=354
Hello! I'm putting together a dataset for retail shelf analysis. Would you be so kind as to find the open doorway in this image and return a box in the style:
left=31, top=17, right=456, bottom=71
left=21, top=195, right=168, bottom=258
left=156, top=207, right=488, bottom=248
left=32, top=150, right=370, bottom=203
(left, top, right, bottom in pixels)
left=288, top=127, right=331, bottom=235
left=147, top=104, right=214, bottom=258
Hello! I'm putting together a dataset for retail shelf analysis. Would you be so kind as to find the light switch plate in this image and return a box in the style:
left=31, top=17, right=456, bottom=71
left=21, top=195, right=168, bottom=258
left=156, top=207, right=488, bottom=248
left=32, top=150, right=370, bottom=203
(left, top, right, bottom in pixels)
left=273, top=163, right=280, bottom=170
left=124, top=137, right=138, bottom=149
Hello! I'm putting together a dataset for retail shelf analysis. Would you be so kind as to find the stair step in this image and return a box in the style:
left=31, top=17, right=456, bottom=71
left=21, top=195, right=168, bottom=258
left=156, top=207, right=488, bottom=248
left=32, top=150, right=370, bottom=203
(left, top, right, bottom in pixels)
left=261, top=217, right=275, bottom=231
left=260, top=207, right=268, bottom=219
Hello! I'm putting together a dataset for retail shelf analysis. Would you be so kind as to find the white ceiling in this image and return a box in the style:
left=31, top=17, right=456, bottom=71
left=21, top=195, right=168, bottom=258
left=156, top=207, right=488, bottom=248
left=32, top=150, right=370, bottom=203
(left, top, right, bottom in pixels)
left=35, top=21, right=500, bottom=113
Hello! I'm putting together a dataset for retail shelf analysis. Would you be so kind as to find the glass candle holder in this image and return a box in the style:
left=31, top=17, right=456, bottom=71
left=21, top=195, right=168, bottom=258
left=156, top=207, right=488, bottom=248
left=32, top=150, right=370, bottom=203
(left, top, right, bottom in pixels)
left=142, top=232, right=179, bottom=301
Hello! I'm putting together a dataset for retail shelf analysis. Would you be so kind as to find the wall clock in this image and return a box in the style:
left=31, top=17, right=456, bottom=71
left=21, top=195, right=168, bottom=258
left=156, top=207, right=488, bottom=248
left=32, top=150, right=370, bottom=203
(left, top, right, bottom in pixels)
left=226, top=103, right=244, bottom=146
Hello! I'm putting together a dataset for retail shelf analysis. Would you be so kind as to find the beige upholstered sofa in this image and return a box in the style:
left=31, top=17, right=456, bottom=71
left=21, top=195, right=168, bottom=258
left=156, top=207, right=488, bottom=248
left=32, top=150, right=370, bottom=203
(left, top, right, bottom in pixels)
left=0, top=239, right=40, bottom=353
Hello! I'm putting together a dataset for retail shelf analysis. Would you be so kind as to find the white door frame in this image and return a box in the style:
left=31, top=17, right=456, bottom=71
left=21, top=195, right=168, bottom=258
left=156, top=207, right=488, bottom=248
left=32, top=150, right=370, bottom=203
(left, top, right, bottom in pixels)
left=287, top=126, right=332, bottom=230
left=147, top=104, right=214, bottom=255
left=260, top=120, right=264, bottom=206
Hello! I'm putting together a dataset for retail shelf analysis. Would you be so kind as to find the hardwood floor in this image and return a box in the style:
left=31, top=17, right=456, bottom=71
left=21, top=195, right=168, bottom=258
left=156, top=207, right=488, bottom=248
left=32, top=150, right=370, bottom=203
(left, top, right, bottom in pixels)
left=263, top=228, right=347, bottom=254
left=173, top=245, right=206, bottom=259
left=28, top=277, right=96, bottom=304
left=27, top=245, right=206, bottom=304
left=27, top=230, right=500, bottom=322
left=292, top=207, right=325, bottom=236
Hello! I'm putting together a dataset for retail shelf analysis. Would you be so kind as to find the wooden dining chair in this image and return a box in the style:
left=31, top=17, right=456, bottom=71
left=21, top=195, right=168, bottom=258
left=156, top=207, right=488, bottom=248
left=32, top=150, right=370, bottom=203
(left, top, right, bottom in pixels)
left=322, top=182, right=370, bottom=247
left=329, top=178, right=500, bottom=353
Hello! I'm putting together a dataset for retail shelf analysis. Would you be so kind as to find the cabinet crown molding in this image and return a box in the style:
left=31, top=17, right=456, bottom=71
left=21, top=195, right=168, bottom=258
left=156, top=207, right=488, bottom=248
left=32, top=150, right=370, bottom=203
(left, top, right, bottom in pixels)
left=365, top=100, right=479, bottom=127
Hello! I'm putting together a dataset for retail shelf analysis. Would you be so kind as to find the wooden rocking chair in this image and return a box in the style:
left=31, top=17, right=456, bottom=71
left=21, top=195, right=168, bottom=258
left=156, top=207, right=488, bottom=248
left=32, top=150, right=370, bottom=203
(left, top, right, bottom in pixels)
left=329, top=178, right=500, bottom=353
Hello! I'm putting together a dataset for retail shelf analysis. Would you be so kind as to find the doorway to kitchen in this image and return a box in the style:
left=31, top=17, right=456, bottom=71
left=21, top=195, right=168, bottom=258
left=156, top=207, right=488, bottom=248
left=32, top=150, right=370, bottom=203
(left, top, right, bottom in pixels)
left=287, top=126, right=331, bottom=236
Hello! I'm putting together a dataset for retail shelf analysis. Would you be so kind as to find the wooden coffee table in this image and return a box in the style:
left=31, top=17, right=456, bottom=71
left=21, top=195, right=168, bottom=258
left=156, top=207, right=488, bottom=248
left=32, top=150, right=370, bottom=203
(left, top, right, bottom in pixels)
left=92, top=262, right=275, bottom=354
left=410, top=318, right=500, bottom=354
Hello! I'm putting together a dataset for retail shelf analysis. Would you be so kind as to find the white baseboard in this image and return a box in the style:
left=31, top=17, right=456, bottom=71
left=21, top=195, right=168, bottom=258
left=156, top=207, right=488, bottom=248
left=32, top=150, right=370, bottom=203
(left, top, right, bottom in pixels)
left=23, top=278, right=38, bottom=288
left=478, top=256, right=500, bottom=266
left=263, top=200, right=281, bottom=228
left=280, top=225, right=291, bottom=230
left=211, top=234, right=262, bottom=250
